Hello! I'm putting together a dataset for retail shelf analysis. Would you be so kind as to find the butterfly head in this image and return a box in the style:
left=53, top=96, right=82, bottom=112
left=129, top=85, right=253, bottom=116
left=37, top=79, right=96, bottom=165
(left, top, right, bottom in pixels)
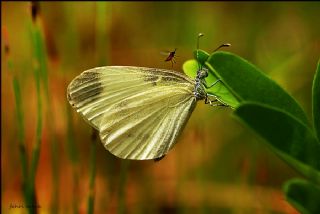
left=197, top=68, right=208, bottom=79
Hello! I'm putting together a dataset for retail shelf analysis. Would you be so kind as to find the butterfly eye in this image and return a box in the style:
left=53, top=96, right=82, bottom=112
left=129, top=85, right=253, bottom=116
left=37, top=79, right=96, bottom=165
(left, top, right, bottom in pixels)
left=199, top=69, right=208, bottom=78
left=204, top=70, right=208, bottom=77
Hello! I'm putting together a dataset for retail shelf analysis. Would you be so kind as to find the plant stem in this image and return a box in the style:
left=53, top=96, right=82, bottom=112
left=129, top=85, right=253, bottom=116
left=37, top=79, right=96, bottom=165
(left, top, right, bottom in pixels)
left=27, top=15, right=46, bottom=214
left=12, top=69, right=29, bottom=207
left=87, top=130, right=97, bottom=214
left=12, top=78, right=27, bottom=177
left=66, top=101, right=80, bottom=214
left=86, top=3, right=111, bottom=213
left=27, top=38, right=42, bottom=213
left=4, top=24, right=30, bottom=209
left=95, top=2, right=109, bottom=66
left=118, top=160, right=130, bottom=214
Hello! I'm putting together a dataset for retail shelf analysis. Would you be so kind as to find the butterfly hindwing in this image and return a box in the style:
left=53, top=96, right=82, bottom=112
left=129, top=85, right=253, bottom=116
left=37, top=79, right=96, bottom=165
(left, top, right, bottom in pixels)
left=67, top=66, right=197, bottom=160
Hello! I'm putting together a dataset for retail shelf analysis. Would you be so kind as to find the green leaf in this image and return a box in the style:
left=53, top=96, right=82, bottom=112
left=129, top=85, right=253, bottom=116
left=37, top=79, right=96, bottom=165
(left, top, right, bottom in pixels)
left=193, top=49, right=210, bottom=66
left=182, top=59, right=198, bottom=79
left=234, top=102, right=320, bottom=181
left=284, top=178, right=320, bottom=214
left=182, top=59, right=240, bottom=108
left=313, top=58, right=320, bottom=141
left=182, top=49, right=210, bottom=79
left=206, top=51, right=309, bottom=127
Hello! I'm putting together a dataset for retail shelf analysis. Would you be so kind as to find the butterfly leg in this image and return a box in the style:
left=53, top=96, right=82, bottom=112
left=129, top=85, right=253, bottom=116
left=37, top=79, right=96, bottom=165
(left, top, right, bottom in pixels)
left=205, top=94, right=228, bottom=107
left=204, top=79, right=222, bottom=89
left=205, top=95, right=218, bottom=105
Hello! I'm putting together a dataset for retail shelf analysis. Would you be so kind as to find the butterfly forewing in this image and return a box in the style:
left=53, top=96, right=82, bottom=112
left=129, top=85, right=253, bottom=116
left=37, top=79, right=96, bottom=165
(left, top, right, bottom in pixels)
left=67, top=66, right=197, bottom=160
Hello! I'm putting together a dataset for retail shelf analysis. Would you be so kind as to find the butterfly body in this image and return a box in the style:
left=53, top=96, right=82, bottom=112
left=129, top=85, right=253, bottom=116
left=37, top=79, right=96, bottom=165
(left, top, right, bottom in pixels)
left=67, top=66, right=221, bottom=160
left=194, top=68, right=209, bottom=100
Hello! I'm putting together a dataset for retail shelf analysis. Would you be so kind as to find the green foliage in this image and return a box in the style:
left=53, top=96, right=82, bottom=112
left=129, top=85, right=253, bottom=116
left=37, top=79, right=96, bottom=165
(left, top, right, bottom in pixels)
left=182, top=52, right=239, bottom=108
left=283, top=179, right=320, bottom=214
left=87, top=130, right=97, bottom=214
left=234, top=102, right=320, bottom=181
left=27, top=21, right=44, bottom=214
left=206, top=52, right=309, bottom=126
left=313, top=59, right=320, bottom=141
left=12, top=70, right=28, bottom=209
left=118, top=160, right=130, bottom=214
left=183, top=48, right=320, bottom=212
left=193, top=49, right=210, bottom=66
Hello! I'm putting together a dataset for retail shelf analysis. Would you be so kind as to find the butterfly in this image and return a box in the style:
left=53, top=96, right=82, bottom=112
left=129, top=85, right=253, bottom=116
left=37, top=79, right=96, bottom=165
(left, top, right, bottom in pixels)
left=67, top=35, right=230, bottom=160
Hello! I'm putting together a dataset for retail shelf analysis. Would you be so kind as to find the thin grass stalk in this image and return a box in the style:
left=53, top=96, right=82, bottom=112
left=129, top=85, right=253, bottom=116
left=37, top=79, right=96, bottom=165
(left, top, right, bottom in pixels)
left=42, top=52, right=59, bottom=214
left=95, top=2, right=109, bottom=66
left=62, top=5, right=81, bottom=214
left=35, top=16, right=59, bottom=214
left=118, top=160, right=130, bottom=214
left=66, top=101, right=80, bottom=214
left=72, top=168, right=80, bottom=214
left=31, top=2, right=60, bottom=212
left=26, top=5, right=46, bottom=212
left=87, top=130, right=97, bottom=214
left=86, top=3, right=110, bottom=213
left=13, top=77, right=28, bottom=181
left=5, top=32, right=29, bottom=205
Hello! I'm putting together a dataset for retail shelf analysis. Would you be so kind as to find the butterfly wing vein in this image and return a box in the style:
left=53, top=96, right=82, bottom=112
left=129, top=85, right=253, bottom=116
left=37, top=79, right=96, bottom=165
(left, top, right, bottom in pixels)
left=67, top=66, right=197, bottom=160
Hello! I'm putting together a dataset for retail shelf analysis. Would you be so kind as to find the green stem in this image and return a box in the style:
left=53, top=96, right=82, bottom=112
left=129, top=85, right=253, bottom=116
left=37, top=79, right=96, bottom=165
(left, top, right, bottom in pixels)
left=39, top=28, right=59, bottom=214
left=95, top=2, right=109, bottom=65
left=86, top=3, right=110, bottom=213
left=12, top=78, right=27, bottom=173
left=66, top=101, right=79, bottom=214
left=87, top=130, right=97, bottom=214
left=13, top=74, right=29, bottom=204
left=28, top=20, right=60, bottom=213
left=72, top=168, right=80, bottom=214
left=5, top=28, right=30, bottom=207
left=27, top=57, right=42, bottom=214
left=26, top=19, right=45, bottom=214
left=118, top=160, right=130, bottom=214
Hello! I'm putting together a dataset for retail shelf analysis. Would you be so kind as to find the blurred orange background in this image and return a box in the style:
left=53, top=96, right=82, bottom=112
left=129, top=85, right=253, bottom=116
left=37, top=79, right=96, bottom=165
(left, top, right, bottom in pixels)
left=2, top=2, right=319, bottom=213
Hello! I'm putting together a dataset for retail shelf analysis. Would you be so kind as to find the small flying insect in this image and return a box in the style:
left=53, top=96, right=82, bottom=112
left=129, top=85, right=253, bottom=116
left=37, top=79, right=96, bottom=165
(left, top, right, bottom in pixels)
left=161, top=48, right=177, bottom=67
left=67, top=33, right=230, bottom=160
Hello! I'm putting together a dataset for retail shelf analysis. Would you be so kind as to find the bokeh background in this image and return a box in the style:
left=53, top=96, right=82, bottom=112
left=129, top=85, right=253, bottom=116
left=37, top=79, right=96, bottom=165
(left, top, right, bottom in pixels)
left=2, top=2, right=320, bottom=213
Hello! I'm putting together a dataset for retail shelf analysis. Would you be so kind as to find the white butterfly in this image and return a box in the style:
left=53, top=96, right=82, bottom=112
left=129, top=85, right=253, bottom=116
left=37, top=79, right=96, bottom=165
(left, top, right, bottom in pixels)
left=67, top=65, right=228, bottom=160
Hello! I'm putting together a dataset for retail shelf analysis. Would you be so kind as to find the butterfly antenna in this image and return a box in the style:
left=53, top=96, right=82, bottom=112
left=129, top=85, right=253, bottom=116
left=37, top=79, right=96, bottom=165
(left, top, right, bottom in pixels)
left=197, top=33, right=204, bottom=50
left=196, top=33, right=204, bottom=70
left=213, top=43, right=231, bottom=52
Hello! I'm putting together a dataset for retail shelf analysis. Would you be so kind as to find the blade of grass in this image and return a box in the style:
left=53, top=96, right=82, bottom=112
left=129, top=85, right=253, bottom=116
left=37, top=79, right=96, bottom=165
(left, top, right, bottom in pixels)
left=36, top=18, right=59, bottom=214
left=62, top=5, right=81, bottom=214
left=95, top=2, right=110, bottom=66
left=66, top=101, right=80, bottom=214
left=26, top=2, right=49, bottom=212
left=118, top=160, right=130, bottom=214
left=87, top=130, right=97, bottom=214
left=4, top=27, right=29, bottom=207
left=87, top=3, right=111, bottom=213
left=30, top=3, right=60, bottom=213
left=13, top=77, right=28, bottom=190
left=313, top=58, right=320, bottom=141
left=35, top=26, right=60, bottom=214
left=27, top=22, right=43, bottom=214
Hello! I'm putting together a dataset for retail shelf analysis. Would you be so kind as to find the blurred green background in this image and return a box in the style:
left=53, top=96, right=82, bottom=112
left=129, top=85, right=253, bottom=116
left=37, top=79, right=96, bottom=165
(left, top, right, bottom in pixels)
left=2, top=2, right=320, bottom=213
